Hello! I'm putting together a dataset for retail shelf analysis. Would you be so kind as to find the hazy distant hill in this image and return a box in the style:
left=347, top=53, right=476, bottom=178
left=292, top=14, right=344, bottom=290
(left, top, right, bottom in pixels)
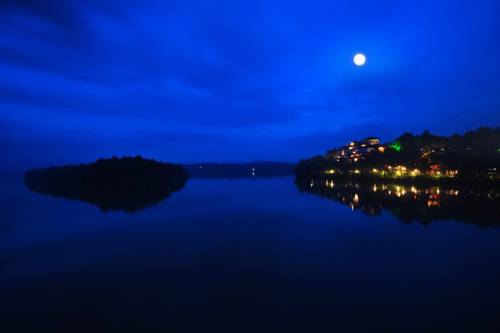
left=184, top=162, right=295, bottom=178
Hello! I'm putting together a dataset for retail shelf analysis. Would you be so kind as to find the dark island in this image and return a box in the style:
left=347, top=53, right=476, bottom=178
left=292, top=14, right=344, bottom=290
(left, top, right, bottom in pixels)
left=295, top=127, right=500, bottom=183
left=24, top=156, right=189, bottom=213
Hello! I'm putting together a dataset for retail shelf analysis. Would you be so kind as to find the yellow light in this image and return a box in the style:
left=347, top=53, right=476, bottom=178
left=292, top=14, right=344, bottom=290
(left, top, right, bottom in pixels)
left=372, top=168, right=378, bottom=173
left=325, top=180, right=335, bottom=188
left=354, top=169, right=361, bottom=174
left=427, top=200, right=439, bottom=207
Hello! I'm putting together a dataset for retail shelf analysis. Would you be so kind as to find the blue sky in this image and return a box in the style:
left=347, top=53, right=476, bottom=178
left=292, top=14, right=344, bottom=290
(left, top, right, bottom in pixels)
left=1, top=0, right=499, bottom=168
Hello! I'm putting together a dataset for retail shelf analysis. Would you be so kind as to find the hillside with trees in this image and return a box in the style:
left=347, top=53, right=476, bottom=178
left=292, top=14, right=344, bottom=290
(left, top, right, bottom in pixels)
left=295, top=127, right=500, bottom=182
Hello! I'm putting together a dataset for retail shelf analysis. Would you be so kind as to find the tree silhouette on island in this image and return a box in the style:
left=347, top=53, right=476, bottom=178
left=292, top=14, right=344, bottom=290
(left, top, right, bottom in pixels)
left=24, top=156, right=189, bottom=213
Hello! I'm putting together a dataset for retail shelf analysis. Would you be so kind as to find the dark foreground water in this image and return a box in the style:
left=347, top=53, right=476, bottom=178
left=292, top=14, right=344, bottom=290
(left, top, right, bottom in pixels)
left=1, top=172, right=500, bottom=332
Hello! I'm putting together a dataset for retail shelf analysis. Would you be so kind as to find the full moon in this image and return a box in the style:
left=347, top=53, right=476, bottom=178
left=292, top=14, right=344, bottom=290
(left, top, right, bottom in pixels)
left=353, top=53, right=366, bottom=66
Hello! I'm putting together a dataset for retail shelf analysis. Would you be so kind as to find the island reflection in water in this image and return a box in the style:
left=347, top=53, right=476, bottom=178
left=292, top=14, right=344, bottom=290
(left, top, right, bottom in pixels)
left=24, top=177, right=187, bottom=213
left=296, top=179, right=500, bottom=228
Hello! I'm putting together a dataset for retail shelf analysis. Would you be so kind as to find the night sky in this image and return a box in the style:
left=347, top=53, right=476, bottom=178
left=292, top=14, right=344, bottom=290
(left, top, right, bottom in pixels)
left=1, top=0, right=499, bottom=169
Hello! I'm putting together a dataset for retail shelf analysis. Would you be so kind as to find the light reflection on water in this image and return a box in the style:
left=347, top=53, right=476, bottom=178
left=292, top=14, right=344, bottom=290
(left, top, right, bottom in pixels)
left=296, top=179, right=500, bottom=227
left=1, top=173, right=500, bottom=331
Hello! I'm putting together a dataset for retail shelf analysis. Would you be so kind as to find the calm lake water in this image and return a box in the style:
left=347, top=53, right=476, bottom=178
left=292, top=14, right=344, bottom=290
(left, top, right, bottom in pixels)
left=1, top=171, right=500, bottom=332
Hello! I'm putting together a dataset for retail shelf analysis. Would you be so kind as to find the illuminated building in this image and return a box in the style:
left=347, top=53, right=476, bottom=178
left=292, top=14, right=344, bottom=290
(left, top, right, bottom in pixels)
left=327, top=137, right=386, bottom=161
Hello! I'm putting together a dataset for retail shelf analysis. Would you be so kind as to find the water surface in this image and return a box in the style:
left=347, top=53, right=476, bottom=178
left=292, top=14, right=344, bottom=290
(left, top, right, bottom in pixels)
left=1, top=172, right=500, bottom=332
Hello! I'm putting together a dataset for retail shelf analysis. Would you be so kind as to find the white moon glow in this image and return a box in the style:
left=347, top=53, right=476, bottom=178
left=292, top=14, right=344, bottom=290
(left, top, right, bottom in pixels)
left=353, top=53, right=366, bottom=66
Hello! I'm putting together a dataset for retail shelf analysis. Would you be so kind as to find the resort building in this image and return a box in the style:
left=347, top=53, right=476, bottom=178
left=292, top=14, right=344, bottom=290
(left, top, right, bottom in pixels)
left=327, top=137, right=386, bottom=161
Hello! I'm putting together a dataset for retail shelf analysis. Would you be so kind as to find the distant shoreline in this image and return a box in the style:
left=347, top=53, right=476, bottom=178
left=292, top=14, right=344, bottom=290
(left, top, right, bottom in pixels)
left=184, top=162, right=295, bottom=178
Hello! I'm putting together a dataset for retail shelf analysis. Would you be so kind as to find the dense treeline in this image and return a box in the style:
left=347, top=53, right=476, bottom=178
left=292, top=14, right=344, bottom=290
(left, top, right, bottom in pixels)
left=295, top=127, right=500, bottom=181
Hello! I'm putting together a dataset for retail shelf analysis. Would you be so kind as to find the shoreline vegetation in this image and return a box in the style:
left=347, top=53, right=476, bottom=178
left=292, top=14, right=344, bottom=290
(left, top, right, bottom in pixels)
left=24, top=156, right=189, bottom=213
left=295, top=127, right=500, bottom=184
